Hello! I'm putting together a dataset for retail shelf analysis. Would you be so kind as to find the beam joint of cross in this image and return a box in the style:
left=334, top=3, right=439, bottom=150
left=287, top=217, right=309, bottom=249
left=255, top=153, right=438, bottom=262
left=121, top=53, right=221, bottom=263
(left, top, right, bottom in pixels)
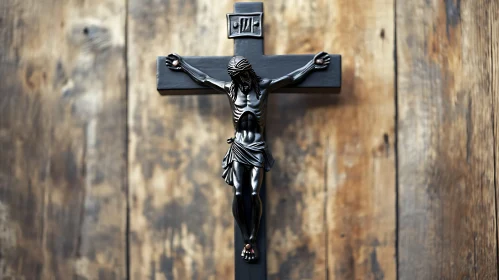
left=157, top=2, right=342, bottom=95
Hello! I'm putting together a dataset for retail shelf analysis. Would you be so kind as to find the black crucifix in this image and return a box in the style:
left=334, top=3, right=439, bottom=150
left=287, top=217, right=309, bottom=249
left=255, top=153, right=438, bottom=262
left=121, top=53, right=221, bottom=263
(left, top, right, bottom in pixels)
left=157, top=2, right=341, bottom=279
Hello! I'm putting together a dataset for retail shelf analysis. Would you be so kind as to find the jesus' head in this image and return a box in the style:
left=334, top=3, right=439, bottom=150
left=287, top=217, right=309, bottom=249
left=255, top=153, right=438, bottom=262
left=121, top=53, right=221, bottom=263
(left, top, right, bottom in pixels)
left=227, top=56, right=261, bottom=94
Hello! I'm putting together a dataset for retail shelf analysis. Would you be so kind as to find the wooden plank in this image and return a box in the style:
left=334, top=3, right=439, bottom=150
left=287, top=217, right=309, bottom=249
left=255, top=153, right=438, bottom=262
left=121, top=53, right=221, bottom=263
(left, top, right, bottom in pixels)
left=264, top=0, right=396, bottom=279
left=0, top=0, right=127, bottom=279
left=397, top=0, right=498, bottom=278
left=128, top=0, right=235, bottom=279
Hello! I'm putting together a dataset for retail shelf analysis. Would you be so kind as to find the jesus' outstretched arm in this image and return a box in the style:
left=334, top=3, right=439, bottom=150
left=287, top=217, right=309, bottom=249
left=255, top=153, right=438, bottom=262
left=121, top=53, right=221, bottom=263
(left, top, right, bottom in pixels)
left=266, top=51, right=331, bottom=92
left=166, top=53, right=228, bottom=93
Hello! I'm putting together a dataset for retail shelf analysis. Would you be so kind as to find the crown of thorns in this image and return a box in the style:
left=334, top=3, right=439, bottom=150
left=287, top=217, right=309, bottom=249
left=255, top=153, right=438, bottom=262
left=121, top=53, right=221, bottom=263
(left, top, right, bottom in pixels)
left=227, top=56, right=253, bottom=77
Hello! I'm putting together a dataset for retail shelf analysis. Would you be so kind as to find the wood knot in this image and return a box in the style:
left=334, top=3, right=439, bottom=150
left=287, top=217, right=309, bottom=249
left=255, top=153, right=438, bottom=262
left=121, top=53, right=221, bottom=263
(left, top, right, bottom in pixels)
left=380, top=28, right=385, bottom=39
left=70, top=23, right=112, bottom=51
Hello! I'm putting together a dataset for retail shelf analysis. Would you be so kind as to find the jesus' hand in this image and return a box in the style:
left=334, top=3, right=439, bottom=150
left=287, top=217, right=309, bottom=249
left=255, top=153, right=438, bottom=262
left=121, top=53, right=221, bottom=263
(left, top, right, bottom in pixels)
left=313, top=52, right=331, bottom=70
left=165, top=53, right=183, bottom=71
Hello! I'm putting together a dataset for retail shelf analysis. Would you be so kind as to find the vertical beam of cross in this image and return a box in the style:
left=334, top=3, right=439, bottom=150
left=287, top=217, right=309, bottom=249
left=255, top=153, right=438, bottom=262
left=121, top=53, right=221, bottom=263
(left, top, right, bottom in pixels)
left=230, top=5, right=266, bottom=280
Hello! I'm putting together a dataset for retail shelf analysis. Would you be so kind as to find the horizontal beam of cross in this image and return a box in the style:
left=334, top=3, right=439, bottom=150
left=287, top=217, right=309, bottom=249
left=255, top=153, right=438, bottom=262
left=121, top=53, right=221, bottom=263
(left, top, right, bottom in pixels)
left=157, top=54, right=341, bottom=95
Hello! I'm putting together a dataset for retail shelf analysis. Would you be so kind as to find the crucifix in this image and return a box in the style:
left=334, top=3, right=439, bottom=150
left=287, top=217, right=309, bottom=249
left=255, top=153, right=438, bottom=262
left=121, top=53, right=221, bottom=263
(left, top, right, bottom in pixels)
left=157, top=2, right=341, bottom=279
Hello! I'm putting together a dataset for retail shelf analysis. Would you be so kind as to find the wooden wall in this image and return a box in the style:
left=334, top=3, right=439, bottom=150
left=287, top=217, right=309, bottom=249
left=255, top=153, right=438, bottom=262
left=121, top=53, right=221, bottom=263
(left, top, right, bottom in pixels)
left=0, top=0, right=497, bottom=279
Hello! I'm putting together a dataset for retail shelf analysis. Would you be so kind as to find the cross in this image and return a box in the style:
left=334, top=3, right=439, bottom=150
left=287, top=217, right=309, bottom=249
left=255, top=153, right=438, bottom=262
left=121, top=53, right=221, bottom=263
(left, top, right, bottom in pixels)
left=157, top=2, right=341, bottom=280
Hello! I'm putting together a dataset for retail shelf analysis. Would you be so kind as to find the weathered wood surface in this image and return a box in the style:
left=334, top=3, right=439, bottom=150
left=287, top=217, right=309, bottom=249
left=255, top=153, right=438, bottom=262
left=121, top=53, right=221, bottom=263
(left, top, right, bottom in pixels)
left=4, top=0, right=498, bottom=279
left=129, top=0, right=395, bottom=279
left=0, top=0, right=127, bottom=279
left=128, top=1, right=235, bottom=279
left=397, top=0, right=498, bottom=279
left=264, top=0, right=396, bottom=279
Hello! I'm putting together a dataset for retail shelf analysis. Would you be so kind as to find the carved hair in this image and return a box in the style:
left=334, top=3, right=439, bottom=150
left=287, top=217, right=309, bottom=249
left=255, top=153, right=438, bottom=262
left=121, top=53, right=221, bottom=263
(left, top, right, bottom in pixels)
left=227, top=56, right=262, bottom=100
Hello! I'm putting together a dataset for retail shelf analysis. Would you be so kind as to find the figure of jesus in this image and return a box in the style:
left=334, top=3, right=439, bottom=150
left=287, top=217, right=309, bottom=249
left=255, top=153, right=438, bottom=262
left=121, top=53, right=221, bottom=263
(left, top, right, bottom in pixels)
left=166, top=52, right=330, bottom=263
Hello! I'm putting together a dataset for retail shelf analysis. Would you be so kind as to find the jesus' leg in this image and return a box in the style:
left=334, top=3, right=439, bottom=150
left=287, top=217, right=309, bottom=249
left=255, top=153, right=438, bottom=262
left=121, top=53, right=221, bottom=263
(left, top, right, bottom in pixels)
left=232, top=161, right=251, bottom=260
left=246, top=166, right=264, bottom=262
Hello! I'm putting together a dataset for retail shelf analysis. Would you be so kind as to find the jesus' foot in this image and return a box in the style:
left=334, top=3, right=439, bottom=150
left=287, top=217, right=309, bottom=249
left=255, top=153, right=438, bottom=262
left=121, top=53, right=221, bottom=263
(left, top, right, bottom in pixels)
left=240, top=243, right=259, bottom=263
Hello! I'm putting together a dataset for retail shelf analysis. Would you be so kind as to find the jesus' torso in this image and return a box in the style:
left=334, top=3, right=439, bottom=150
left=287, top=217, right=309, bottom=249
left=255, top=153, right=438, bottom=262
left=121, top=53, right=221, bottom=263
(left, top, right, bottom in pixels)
left=227, top=82, right=269, bottom=145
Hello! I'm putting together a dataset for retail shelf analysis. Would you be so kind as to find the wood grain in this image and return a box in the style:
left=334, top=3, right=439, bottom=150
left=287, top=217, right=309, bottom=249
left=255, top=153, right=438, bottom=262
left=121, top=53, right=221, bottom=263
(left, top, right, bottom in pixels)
left=0, top=0, right=127, bottom=279
left=128, top=1, right=235, bottom=279
left=129, top=0, right=395, bottom=279
left=3, top=0, right=498, bottom=279
left=265, top=0, right=396, bottom=279
left=397, top=0, right=498, bottom=278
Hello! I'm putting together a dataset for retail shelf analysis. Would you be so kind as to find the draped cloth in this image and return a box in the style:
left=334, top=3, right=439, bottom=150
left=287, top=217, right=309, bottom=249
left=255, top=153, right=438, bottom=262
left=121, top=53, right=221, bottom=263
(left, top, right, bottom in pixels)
left=222, top=138, right=274, bottom=186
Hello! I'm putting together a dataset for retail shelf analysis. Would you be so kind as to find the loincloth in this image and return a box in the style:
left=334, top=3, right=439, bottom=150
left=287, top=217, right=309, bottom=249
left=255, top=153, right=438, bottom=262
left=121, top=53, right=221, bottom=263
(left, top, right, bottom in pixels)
left=221, top=138, right=274, bottom=186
